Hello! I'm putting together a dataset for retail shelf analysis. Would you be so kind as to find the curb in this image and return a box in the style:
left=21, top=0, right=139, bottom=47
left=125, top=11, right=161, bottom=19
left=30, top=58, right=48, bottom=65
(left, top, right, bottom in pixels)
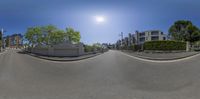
left=133, top=53, right=200, bottom=61
left=121, top=51, right=200, bottom=61
left=26, top=52, right=103, bottom=62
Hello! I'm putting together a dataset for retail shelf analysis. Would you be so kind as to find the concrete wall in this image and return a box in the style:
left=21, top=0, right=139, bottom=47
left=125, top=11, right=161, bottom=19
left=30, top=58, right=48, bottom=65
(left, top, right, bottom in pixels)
left=30, top=43, right=84, bottom=57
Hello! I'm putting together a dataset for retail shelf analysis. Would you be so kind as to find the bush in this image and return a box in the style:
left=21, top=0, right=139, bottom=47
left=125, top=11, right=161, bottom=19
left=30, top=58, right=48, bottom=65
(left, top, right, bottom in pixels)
left=144, top=41, right=186, bottom=51
left=127, top=44, right=142, bottom=51
left=0, top=41, right=1, bottom=48
left=84, top=44, right=103, bottom=52
left=84, top=45, right=94, bottom=52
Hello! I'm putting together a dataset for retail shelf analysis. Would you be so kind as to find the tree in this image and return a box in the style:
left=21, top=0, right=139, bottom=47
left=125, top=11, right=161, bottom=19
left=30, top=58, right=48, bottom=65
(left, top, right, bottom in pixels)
left=5, top=37, right=9, bottom=47
left=92, top=43, right=102, bottom=51
left=42, top=25, right=58, bottom=45
left=169, top=20, right=200, bottom=42
left=24, top=25, right=82, bottom=47
left=169, top=20, right=200, bottom=51
left=49, top=30, right=65, bottom=45
left=66, top=27, right=81, bottom=43
left=185, top=25, right=200, bottom=42
left=25, top=27, right=42, bottom=47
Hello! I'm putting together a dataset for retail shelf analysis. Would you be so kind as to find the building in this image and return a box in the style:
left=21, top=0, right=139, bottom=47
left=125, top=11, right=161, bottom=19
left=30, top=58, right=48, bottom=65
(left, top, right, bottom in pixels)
left=115, top=30, right=168, bottom=50
left=116, top=40, right=122, bottom=49
left=128, top=33, right=135, bottom=46
left=124, top=37, right=129, bottom=47
left=134, top=30, right=167, bottom=45
left=4, top=34, right=23, bottom=48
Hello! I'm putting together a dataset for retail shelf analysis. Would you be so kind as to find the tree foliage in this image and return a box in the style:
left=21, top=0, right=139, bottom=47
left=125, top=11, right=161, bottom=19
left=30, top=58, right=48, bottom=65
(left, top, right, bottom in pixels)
left=25, top=27, right=42, bottom=47
left=41, top=25, right=58, bottom=45
left=169, top=20, right=200, bottom=42
left=66, top=27, right=81, bottom=43
left=49, top=30, right=65, bottom=45
left=5, top=37, right=9, bottom=47
left=25, top=25, right=81, bottom=47
left=84, top=43, right=103, bottom=52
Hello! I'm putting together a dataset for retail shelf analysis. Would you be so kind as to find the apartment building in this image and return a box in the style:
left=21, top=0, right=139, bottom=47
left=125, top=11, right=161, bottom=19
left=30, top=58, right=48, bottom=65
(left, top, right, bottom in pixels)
left=4, top=34, right=23, bottom=48
left=135, top=30, right=167, bottom=45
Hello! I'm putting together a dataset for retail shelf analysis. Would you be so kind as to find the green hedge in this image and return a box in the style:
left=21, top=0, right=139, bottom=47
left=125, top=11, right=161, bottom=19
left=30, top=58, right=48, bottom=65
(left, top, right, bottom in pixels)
left=128, top=45, right=142, bottom=51
left=0, top=41, right=1, bottom=47
left=84, top=45, right=95, bottom=52
left=144, top=41, right=186, bottom=51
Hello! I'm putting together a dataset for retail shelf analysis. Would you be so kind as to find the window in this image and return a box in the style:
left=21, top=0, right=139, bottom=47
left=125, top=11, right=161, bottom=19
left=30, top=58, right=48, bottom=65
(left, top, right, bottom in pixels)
left=151, top=36, right=159, bottom=41
left=140, top=37, right=145, bottom=42
left=151, top=31, right=159, bottom=35
left=139, top=32, right=145, bottom=36
left=163, top=37, right=166, bottom=40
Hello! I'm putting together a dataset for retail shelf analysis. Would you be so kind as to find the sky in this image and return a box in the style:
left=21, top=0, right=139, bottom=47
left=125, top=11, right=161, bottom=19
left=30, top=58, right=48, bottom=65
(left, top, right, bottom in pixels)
left=0, top=0, right=200, bottom=44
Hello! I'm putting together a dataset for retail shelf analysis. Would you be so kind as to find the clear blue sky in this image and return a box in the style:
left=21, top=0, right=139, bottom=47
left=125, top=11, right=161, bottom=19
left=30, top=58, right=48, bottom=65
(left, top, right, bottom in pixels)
left=0, top=0, right=200, bottom=44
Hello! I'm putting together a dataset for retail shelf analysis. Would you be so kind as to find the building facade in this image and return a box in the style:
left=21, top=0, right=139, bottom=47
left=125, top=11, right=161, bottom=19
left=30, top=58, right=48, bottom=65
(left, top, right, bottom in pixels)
left=4, top=34, right=23, bottom=48
left=135, top=30, right=167, bottom=45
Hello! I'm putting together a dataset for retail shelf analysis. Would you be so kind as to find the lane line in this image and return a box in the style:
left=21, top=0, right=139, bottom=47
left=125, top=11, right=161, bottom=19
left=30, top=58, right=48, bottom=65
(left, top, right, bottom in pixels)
left=118, top=51, right=200, bottom=63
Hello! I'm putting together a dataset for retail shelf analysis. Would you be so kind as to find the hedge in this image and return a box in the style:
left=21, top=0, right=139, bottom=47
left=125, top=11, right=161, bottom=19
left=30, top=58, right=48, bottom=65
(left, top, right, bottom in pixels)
left=144, top=41, right=186, bottom=51
left=84, top=45, right=102, bottom=52
left=128, top=45, right=142, bottom=51
left=84, top=45, right=95, bottom=52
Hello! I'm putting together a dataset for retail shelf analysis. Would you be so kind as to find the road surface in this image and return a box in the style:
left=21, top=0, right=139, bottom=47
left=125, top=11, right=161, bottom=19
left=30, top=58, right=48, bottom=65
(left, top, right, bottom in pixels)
left=1, top=49, right=200, bottom=99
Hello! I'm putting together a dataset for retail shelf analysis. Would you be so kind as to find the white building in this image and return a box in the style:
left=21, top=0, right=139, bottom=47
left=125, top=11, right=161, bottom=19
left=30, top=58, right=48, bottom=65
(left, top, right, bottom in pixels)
left=135, top=30, right=167, bottom=45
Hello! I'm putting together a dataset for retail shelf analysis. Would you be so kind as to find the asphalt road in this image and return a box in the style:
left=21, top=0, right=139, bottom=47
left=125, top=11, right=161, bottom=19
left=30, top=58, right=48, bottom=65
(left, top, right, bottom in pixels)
left=1, top=49, right=200, bottom=99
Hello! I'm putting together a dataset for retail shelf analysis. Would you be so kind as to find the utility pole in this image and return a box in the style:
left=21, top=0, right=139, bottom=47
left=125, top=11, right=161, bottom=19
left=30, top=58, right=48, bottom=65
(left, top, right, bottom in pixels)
left=0, top=29, right=3, bottom=51
left=0, top=28, right=6, bottom=51
left=119, top=32, right=124, bottom=48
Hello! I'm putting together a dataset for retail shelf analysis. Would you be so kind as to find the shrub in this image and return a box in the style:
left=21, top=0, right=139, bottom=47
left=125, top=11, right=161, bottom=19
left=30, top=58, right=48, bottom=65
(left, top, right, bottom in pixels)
left=128, top=44, right=142, bottom=51
left=144, top=41, right=186, bottom=51
left=84, top=45, right=94, bottom=52
left=84, top=44, right=103, bottom=52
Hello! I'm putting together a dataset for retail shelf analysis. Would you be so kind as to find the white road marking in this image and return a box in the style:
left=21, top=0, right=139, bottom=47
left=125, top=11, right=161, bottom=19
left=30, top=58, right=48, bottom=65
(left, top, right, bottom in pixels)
left=119, top=51, right=200, bottom=63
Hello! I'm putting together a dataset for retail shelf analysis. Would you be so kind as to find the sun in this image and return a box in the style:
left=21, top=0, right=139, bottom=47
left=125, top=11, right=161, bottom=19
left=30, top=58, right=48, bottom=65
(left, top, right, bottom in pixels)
left=95, top=16, right=105, bottom=23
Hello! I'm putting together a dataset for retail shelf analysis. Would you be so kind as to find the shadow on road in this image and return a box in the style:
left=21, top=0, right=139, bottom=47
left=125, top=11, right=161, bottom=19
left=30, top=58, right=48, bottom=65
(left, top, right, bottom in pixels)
left=17, top=51, right=28, bottom=54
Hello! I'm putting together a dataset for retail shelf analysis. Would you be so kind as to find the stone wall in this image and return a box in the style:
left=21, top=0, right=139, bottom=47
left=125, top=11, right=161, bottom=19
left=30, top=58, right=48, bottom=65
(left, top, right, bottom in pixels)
left=29, top=43, right=84, bottom=57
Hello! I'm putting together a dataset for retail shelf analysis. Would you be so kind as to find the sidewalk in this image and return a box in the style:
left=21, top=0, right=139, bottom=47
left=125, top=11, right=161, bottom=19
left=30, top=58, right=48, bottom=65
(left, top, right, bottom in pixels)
left=0, top=49, right=6, bottom=54
left=25, top=52, right=103, bottom=61
left=122, top=50, right=200, bottom=60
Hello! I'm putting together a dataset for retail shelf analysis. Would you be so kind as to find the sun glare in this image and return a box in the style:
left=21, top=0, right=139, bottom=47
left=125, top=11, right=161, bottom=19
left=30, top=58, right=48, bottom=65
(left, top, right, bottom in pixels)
left=95, top=16, right=105, bottom=23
